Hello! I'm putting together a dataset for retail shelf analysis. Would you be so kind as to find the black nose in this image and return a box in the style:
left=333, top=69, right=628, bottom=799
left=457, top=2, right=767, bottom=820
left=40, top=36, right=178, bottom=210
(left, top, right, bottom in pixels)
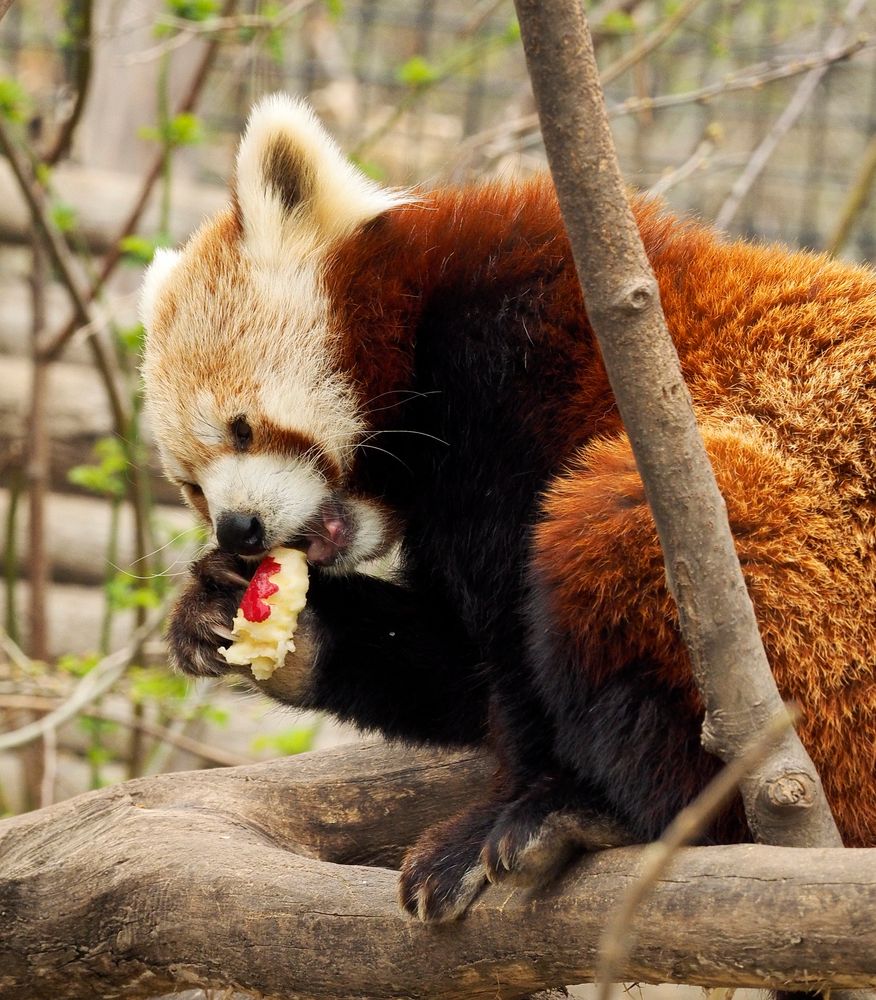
left=216, top=512, right=265, bottom=555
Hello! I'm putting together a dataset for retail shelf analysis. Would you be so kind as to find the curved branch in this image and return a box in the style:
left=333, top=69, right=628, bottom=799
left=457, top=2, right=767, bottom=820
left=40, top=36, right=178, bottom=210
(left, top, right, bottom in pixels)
left=1, top=744, right=874, bottom=999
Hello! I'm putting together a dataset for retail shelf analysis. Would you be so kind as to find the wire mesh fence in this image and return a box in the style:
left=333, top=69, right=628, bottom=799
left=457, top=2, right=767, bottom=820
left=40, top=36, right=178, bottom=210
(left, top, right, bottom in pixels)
left=2, top=0, right=875, bottom=255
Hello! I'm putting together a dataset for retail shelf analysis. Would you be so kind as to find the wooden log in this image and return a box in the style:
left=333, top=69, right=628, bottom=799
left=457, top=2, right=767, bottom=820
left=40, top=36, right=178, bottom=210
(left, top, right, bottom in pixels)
left=1, top=742, right=874, bottom=999
left=0, top=487, right=195, bottom=586
left=0, top=279, right=136, bottom=365
left=0, top=354, right=180, bottom=503
left=0, top=160, right=225, bottom=251
left=2, top=580, right=136, bottom=657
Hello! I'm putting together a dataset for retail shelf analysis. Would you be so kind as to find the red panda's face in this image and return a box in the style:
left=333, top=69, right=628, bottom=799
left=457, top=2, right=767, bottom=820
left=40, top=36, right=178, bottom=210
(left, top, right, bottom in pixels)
left=140, top=95, right=410, bottom=569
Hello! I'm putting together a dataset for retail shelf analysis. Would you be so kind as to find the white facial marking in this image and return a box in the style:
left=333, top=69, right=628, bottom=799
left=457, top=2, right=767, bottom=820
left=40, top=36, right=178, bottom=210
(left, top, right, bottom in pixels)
left=140, top=249, right=182, bottom=331
left=345, top=496, right=388, bottom=563
left=202, top=453, right=329, bottom=548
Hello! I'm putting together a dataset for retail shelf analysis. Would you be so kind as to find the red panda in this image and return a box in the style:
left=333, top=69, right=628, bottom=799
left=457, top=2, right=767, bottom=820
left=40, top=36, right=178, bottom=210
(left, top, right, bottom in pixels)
left=141, top=94, right=876, bottom=923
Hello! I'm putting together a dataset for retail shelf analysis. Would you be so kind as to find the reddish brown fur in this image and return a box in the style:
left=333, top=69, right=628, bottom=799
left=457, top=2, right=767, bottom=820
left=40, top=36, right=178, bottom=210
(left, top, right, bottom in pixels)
left=323, top=177, right=876, bottom=847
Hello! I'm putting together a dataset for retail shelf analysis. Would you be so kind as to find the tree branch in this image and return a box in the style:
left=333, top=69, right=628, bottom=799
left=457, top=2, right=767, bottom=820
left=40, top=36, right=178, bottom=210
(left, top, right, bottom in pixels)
left=1, top=743, right=874, bottom=999
left=512, top=0, right=842, bottom=852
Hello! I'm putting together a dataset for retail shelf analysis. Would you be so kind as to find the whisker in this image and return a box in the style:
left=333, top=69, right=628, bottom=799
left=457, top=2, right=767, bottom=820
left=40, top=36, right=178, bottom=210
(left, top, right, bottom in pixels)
left=128, top=526, right=204, bottom=566
left=360, top=428, right=450, bottom=447
left=356, top=443, right=413, bottom=474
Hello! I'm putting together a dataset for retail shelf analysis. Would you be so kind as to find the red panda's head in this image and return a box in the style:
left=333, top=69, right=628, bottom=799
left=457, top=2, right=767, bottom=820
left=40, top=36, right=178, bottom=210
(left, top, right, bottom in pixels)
left=140, top=94, right=410, bottom=568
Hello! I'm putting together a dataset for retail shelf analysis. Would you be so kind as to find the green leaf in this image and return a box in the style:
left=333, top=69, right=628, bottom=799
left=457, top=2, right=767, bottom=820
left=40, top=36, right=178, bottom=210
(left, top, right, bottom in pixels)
left=266, top=27, right=284, bottom=64
left=106, top=570, right=169, bottom=612
left=67, top=437, right=128, bottom=497
left=198, top=704, right=231, bottom=727
left=116, top=323, right=146, bottom=355
left=119, top=234, right=165, bottom=266
left=323, top=0, right=343, bottom=18
left=396, top=55, right=439, bottom=88
left=79, top=716, right=118, bottom=738
left=50, top=200, right=77, bottom=233
left=0, top=78, right=29, bottom=122
left=129, top=665, right=189, bottom=704
left=251, top=726, right=317, bottom=757
left=600, top=10, right=637, bottom=33
left=166, top=112, right=204, bottom=147
left=502, top=18, right=521, bottom=43
left=349, top=156, right=386, bottom=182
left=164, top=0, right=218, bottom=21
left=58, top=652, right=100, bottom=676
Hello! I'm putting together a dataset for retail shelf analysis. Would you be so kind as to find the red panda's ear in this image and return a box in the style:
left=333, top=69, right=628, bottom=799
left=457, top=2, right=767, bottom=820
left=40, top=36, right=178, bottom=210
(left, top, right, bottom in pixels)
left=233, top=94, right=410, bottom=264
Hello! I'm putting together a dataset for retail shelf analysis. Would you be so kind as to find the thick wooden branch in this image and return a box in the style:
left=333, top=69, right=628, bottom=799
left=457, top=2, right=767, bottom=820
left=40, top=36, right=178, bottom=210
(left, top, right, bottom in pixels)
left=512, top=0, right=842, bottom=849
left=2, top=743, right=875, bottom=999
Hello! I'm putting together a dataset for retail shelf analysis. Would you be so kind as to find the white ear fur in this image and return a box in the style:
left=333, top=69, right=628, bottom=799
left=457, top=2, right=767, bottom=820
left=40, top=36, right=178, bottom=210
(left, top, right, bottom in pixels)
left=140, top=248, right=183, bottom=332
left=234, top=93, right=408, bottom=263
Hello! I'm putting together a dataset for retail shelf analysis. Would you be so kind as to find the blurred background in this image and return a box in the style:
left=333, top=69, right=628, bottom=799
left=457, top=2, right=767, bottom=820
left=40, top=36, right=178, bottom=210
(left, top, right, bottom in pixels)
left=0, top=0, right=875, bottom=818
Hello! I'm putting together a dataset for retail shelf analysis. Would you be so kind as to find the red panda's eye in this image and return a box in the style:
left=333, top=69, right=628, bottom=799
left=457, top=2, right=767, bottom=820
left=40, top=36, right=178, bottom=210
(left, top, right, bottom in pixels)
left=182, top=481, right=203, bottom=496
left=231, top=415, right=253, bottom=451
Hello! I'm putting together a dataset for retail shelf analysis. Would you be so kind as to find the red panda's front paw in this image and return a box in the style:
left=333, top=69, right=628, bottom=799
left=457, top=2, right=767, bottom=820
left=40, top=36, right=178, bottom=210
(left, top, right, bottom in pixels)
left=166, top=550, right=253, bottom=677
left=398, top=802, right=502, bottom=922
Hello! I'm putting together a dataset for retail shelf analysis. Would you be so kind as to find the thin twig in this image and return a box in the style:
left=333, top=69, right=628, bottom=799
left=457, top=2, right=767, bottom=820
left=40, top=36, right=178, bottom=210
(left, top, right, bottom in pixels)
left=41, top=0, right=240, bottom=364
left=0, top=0, right=14, bottom=25
left=0, top=117, right=128, bottom=431
left=0, top=626, right=34, bottom=673
left=0, top=603, right=169, bottom=752
left=595, top=708, right=798, bottom=1000
left=600, top=0, right=707, bottom=87
left=0, top=693, right=252, bottom=768
left=827, top=130, right=876, bottom=256
left=647, top=127, right=719, bottom=198
left=39, top=725, right=57, bottom=808
left=27, top=200, right=50, bottom=664
left=614, top=35, right=874, bottom=117
left=714, top=0, right=869, bottom=229
left=43, top=0, right=94, bottom=167
left=455, top=34, right=874, bottom=170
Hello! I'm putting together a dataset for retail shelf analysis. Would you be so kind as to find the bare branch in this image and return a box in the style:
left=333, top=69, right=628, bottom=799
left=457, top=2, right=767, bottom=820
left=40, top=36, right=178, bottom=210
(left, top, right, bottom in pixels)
left=827, top=130, right=876, bottom=256
left=715, top=0, right=869, bottom=229
left=0, top=603, right=168, bottom=752
left=43, top=0, right=94, bottom=167
left=0, top=693, right=252, bottom=768
left=600, top=0, right=707, bottom=88
left=455, top=35, right=874, bottom=173
left=0, top=0, right=13, bottom=26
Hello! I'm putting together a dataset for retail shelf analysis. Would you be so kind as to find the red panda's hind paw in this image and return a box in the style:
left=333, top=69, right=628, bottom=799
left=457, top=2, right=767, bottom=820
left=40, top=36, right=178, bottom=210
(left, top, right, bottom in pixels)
left=398, top=802, right=501, bottom=922
left=481, top=792, right=635, bottom=889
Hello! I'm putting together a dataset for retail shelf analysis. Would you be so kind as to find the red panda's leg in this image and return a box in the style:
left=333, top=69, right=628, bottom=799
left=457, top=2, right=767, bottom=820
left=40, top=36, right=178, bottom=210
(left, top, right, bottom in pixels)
left=527, top=418, right=844, bottom=844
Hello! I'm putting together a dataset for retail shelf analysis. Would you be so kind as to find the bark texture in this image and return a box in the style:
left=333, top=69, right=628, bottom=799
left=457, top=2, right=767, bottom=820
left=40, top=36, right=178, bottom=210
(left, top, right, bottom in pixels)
left=512, top=0, right=842, bottom=849
left=2, top=743, right=875, bottom=999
